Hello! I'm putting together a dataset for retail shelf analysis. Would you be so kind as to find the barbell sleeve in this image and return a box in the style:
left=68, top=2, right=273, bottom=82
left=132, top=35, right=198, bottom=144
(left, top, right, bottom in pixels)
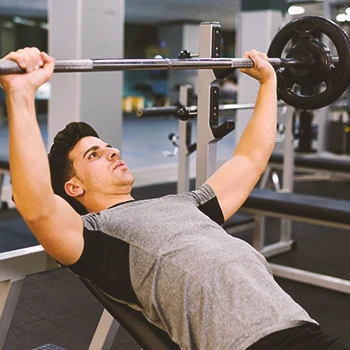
left=136, top=106, right=179, bottom=117
left=0, top=56, right=339, bottom=75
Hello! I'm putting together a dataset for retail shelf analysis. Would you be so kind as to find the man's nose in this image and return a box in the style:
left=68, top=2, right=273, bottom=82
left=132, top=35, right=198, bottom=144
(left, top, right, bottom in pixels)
left=106, top=148, right=120, bottom=160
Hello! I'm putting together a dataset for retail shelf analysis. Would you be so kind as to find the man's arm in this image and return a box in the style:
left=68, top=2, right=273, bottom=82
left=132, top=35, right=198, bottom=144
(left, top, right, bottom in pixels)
left=1, top=48, right=83, bottom=265
left=206, top=50, right=277, bottom=221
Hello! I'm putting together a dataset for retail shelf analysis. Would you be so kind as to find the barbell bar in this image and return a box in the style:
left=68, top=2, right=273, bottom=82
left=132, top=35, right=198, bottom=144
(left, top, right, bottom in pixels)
left=0, top=57, right=339, bottom=75
left=0, top=16, right=348, bottom=111
left=137, top=102, right=288, bottom=119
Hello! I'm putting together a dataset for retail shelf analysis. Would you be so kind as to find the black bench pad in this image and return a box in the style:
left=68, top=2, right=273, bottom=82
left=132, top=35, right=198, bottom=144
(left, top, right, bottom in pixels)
left=223, top=212, right=254, bottom=229
left=0, top=160, right=9, bottom=171
left=242, top=189, right=350, bottom=226
left=269, top=153, right=350, bottom=173
left=80, top=278, right=180, bottom=350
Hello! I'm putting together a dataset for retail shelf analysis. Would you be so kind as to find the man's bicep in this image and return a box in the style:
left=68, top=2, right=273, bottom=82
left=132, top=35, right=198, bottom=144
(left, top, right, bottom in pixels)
left=26, top=194, right=84, bottom=266
left=205, top=156, right=261, bottom=221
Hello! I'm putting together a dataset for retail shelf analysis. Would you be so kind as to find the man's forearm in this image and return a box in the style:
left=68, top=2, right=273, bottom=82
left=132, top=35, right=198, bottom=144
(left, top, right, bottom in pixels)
left=7, top=92, right=55, bottom=220
left=234, top=78, right=277, bottom=171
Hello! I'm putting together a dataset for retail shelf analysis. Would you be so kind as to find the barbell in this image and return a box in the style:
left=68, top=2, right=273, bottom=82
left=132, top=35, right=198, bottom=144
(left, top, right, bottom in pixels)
left=0, top=16, right=348, bottom=110
left=0, top=56, right=314, bottom=73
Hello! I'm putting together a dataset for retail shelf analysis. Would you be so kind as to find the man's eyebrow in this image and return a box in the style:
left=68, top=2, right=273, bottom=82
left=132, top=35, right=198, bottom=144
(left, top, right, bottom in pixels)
left=83, top=143, right=112, bottom=159
left=83, top=145, right=100, bottom=159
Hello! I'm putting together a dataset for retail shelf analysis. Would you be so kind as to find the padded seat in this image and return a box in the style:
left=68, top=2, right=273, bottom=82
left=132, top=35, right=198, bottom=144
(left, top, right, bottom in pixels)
left=80, top=278, right=180, bottom=350
left=243, top=188, right=350, bottom=226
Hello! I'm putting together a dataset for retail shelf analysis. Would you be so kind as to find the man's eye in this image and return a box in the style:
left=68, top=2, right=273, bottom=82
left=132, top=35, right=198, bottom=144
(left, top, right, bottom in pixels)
left=88, top=152, right=97, bottom=159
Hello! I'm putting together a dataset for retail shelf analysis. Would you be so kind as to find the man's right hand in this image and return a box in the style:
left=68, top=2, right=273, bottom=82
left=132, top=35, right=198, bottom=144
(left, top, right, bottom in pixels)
left=0, top=47, right=55, bottom=95
left=239, top=49, right=276, bottom=85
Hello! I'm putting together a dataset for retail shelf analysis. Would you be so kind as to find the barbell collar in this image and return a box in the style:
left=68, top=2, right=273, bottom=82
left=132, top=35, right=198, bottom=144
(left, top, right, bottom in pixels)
left=0, top=56, right=339, bottom=74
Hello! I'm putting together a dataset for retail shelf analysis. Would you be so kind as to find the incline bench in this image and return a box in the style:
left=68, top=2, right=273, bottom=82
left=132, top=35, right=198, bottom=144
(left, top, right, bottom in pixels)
left=241, top=188, right=350, bottom=294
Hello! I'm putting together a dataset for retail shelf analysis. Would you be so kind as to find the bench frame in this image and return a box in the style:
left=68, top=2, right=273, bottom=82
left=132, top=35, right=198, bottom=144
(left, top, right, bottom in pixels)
left=243, top=205, right=350, bottom=294
left=0, top=246, right=57, bottom=349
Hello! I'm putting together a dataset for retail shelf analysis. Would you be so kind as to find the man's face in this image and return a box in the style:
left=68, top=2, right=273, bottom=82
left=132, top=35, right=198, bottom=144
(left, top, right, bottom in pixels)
left=68, top=136, right=134, bottom=196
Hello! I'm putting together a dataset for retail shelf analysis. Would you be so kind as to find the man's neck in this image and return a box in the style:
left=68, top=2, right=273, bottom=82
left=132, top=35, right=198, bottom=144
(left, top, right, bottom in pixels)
left=84, top=193, right=135, bottom=213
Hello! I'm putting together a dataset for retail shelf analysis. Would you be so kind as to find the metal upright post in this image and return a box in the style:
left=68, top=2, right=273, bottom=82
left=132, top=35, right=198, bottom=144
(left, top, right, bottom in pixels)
left=317, top=0, right=333, bottom=155
left=280, top=106, right=295, bottom=245
left=196, top=22, right=221, bottom=187
left=257, top=106, right=295, bottom=258
left=177, top=85, right=194, bottom=193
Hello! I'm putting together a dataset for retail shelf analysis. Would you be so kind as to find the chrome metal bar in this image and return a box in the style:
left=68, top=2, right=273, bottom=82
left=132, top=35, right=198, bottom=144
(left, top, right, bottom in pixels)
left=270, top=263, right=350, bottom=295
left=137, top=102, right=287, bottom=118
left=136, top=104, right=254, bottom=118
left=0, top=56, right=339, bottom=75
left=0, top=59, right=94, bottom=74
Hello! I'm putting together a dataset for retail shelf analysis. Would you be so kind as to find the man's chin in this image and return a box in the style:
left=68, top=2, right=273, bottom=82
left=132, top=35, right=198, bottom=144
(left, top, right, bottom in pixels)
left=122, top=174, right=135, bottom=187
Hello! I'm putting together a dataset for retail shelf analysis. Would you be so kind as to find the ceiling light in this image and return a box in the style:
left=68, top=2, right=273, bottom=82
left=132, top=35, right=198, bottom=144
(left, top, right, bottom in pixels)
left=13, top=16, right=36, bottom=27
left=288, top=6, right=305, bottom=15
left=39, top=22, right=48, bottom=30
left=336, top=13, right=349, bottom=22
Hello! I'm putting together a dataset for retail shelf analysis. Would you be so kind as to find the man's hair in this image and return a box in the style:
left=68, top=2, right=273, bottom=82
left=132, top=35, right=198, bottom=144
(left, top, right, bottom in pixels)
left=48, top=121, right=99, bottom=215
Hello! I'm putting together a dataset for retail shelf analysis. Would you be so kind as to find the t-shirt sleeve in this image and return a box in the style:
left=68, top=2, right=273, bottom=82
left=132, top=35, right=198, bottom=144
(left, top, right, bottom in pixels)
left=60, top=226, right=96, bottom=277
left=62, top=218, right=141, bottom=305
left=181, top=183, right=225, bottom=225
left=59, top=213, right=107, bottom=278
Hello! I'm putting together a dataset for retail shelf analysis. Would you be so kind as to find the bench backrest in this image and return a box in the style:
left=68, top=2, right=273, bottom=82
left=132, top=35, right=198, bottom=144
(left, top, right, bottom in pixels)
left=80, top=278, right=180, bottom=350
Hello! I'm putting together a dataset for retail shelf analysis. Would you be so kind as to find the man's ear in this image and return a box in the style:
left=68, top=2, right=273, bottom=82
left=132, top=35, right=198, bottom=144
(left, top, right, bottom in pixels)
left=64, top=178, right=84, bottom=198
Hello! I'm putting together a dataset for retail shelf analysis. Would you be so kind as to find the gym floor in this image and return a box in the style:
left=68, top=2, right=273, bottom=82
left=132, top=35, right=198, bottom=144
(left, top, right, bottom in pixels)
left=1, top=113, right=350, bottom=349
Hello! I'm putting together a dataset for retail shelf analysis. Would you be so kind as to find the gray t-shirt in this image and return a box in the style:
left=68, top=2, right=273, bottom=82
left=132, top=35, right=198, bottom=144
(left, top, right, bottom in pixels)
left=68, top=184, right=316, bottom=349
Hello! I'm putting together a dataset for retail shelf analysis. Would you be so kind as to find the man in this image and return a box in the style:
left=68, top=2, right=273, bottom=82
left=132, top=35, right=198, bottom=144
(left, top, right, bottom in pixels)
left=1, top=47, right=349, bottom=350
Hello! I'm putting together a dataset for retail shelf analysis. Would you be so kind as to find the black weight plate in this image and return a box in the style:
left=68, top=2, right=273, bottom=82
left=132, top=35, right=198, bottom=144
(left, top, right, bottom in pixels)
left=268, top=16, right=350, bottom=110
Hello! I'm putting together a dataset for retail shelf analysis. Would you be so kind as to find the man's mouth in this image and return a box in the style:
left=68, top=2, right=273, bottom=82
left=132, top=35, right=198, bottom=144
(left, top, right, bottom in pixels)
left=113, top=161, right=126, bottom=170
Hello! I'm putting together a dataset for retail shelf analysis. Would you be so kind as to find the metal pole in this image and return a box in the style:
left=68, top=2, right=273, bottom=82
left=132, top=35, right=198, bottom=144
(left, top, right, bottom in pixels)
left=0, top=56, right=332, bottom=74
left=137, top=102, right=287, bottom=118
left=280, top=106, right=295, bottom=245
left=196, top=23, right=220, bottom=187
